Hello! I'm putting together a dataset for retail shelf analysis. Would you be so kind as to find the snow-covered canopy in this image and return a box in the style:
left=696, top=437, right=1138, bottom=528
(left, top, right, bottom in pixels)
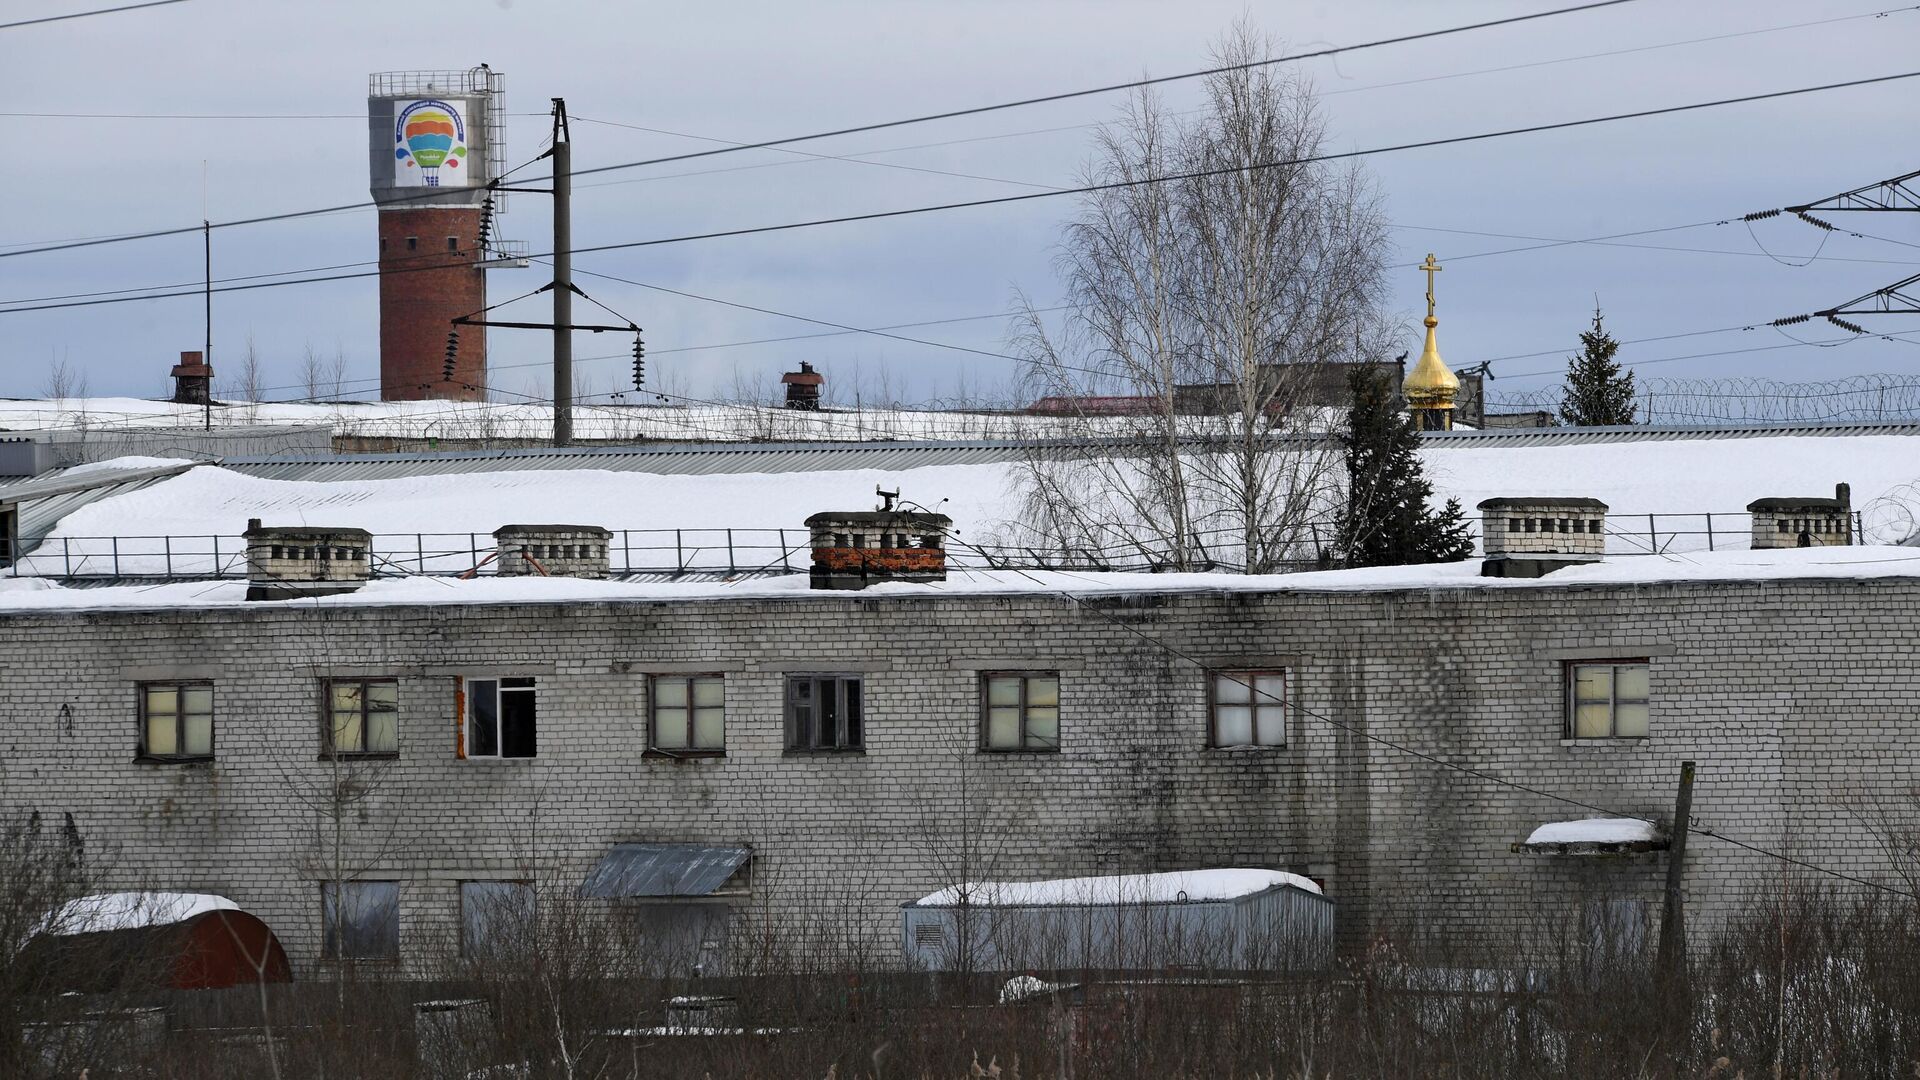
left=913, top=868, right=1321, bottom=908
left=37, top=892, right=238, bottom=937
left=1523, top=818, right=1659, bottom=847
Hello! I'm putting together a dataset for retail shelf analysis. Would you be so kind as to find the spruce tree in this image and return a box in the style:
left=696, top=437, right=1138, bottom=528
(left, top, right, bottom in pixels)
left=1334, top=368, right=1476, bottom=567
left=1558, top=307, right=1636, bottom=426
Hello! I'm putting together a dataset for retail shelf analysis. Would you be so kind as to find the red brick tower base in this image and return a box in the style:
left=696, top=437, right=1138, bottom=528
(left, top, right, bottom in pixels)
left=378, top=207, right=487, bottom=401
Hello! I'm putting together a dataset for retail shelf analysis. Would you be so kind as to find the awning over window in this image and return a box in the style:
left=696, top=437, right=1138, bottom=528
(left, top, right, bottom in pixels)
left=580, top=844, right=750, bottom=898
left=1513, top=817, right=1667, bottom=856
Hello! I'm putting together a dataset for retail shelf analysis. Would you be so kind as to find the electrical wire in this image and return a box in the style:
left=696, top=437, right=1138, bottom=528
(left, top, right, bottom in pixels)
left=0, top=0, right=1641, bottom=261
left=13, top=68, right=1920, bottom=318
left=0, top=0, right=187, bottom=31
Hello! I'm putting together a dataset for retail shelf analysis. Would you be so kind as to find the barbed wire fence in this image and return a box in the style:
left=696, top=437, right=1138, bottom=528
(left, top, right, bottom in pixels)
left=1487, top=374, right=1920, bottom=425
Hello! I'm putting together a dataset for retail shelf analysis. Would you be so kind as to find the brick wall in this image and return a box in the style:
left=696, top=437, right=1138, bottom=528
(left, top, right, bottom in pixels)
left=1, top=578, right=1914, bottom=973
left=377, top=207, right=486, bottom=402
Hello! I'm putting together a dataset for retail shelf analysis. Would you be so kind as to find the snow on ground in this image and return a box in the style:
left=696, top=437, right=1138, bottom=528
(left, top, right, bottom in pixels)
left=913, top=869, right=1323, bottom=907
left=1523, top=819, right=1659, bottom=846
left=2, top=547, right=1920, bottom=613
left=38, top=892, right=238, bottom=936
left=1421, top=435, right=1920, bottom=544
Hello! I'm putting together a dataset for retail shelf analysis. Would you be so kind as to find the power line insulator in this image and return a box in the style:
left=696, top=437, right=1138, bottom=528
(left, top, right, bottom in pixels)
left=631, top=332, right=646, bottom=390
left=443, top=329, right=461, bottom=381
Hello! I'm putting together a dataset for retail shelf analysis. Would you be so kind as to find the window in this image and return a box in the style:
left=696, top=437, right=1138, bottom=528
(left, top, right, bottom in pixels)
left=981, top=672, right=1059, bottom=751
left=405, top=236, right=417, bottom=251
left=138, top=682, right=213, bottom=760
left=320, top=880, right=398, bottom=959
left=786, top=674, right=863, bottom=751
left=1566, top=661, right=1649, bottom=739
left=324, top=678, right=398, bottom=756
left=464, top=677, right=537, bottom=758
left=650, top=675, right=725, bottom=752
left=460, top=881, right=535, bottom=958
left=1210, top=670, right=1287, bottom=747
left=446, top=236, right=459, bottom=252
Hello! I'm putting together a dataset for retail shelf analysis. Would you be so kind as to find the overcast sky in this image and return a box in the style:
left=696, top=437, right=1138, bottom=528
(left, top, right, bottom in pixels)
left=4, top=0, right=1919, bottom=410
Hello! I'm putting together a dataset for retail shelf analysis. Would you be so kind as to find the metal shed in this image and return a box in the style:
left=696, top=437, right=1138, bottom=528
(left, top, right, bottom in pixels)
left=901, top=869, right=1332, bottom=974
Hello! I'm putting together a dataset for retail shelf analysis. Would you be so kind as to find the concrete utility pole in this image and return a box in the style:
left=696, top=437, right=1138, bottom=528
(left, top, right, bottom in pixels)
left=551, top=98, right=573, bottom=447
left=1656, top=760, right=1696, bottom=1005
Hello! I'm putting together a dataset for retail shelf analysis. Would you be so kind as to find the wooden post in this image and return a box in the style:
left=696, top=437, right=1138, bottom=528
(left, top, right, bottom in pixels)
left=1656, top=760, right=1696, bottom=1006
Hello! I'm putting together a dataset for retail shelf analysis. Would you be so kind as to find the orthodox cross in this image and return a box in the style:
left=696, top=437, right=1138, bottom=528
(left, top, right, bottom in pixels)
left=1420, top=253, right=1442, bottom=320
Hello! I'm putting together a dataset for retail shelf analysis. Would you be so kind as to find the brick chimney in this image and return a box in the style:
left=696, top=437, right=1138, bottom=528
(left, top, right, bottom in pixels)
left=781, top=362, right=824, bottom=411
left=170, top=351, right=213, bottom=405
left=805, top=488, right=950, bottom=590
left=243, top=519, right=373, bottom=600
left=493, top=524, right=612, bottom=578
left=1747, top=482, right=1853, bottom=549
left=1477, top=497, right=1607, bottom=578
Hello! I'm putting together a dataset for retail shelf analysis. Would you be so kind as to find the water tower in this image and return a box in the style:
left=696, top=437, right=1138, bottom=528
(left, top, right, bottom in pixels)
left=367, top=67, right=525, bottom=402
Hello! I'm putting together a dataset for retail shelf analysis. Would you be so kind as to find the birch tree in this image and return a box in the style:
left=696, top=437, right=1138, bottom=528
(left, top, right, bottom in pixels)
left=1011, top=23, right=1393, bottom=573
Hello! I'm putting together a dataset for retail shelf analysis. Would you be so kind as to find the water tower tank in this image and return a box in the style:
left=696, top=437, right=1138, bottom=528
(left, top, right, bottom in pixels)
left=367, top=68, right=509, bottom=402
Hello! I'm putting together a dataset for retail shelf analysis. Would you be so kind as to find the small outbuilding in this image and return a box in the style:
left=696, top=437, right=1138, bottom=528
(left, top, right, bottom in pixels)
left=20, top=892, right=292, bottom=992
left=901, top=869, right=1332, bottom=973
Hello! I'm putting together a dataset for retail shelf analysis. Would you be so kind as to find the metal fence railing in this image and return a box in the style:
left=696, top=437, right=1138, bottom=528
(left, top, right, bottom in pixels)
left=0, top=511, right=1865, bottom=583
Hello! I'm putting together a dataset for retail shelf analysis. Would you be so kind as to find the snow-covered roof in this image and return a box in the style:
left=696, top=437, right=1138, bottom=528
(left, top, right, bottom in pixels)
left=37, top=892, right=239, bottom=936
left=8, top=422, right=1919, bottom=550
left=1524, top=819, right=1658, bottom=846
left=910, top=869, right=1322, bottom=908
left=0, top=546, right=1914, bottom=614
left=1519, top=818, right=1664, bottom=855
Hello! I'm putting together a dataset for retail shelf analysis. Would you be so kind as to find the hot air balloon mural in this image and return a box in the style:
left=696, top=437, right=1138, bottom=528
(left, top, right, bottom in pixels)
left=393, top=99, right=470, bottom=187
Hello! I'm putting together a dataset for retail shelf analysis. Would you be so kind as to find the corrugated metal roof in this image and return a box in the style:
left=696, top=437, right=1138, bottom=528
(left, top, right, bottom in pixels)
left=222, top=440, right=1033, bottom=481
left=216, top=421, right=1920, bottom=481
left=0, top=463, right=202, bottom=550
left=579, top=844, right=750, bottom=898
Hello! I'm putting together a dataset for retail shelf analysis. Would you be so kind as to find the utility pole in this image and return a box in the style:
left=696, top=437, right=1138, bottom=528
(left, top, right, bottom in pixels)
left=1656, top=760, right=1695, bottom=1011
left=202, top=161, right=212, bottom=432
left=550, top=98, right=573, bottom=447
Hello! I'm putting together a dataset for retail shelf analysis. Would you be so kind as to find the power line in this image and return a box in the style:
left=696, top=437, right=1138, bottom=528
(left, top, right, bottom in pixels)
left=555, top=4, right=1919, bottom=202
left=0, top=0, right=1638, bottom=262
left=570, top=115, right=1063, bottom=192
left=556, top=71, right=1920, bottom=258
left=14, top=68, right=1920, bottom=318
left=0, top=0, right=187, bottom=31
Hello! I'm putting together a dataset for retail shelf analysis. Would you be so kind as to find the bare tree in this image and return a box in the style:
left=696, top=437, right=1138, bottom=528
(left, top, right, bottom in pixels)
left=41, top=355, right=88, bottom=405
left=328, top=344, right=350, bottom=400
left=299, top=344, right=326, bottom=401
left=224, top=333, right=266, bottom=405
left=1011, top=23, right=1393, bottom=573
